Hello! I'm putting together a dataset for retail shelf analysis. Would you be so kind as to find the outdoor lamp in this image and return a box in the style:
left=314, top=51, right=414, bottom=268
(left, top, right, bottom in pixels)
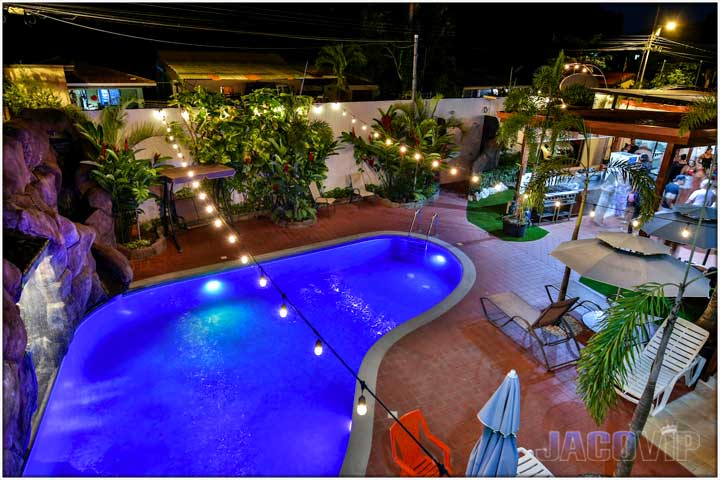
left=172, top=144, right=179, bottom=150
left=361, top=125, right=367, bottom=131
left=166, top=127, right=171, bottom=133
left=665, top=20, right=677, bottom=31
left=168, top=135, right=174, bottom=141
left=188, top=170, right=195, bottom=177
left=564, top=64, right=570, bottom=70
left=227, top=234, right=237, bottom=244
left=589, top=210, right=596, bottom=218
left=240, top=255, right=249, bottom=264
left=213, top=218, right=222, bottom=228
left=181, top=162, right=188, bottom=168
left=555, top=200, right=562, bottom=208
left=342, top=111, right=347, bottom=116
left=356, top=392, right=367, bottom=416
left=494, top=183, right=503, bottom=191
left=177, top=152, right=184, bottom=159
left=314, top=340, right=323, bottom=356
left=331, top=102, right=341, bottom=111
left=351, top=118, right=356, bottom=124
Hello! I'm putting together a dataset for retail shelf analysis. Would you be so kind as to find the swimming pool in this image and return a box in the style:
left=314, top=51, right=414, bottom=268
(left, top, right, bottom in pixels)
left=24, top=233, right=471, bottom=476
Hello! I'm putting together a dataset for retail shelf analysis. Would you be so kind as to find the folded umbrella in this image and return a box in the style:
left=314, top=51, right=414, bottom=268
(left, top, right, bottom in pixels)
left=466, top=370, right=520, bottom=477
left=641, top=207, right=717, bottom=250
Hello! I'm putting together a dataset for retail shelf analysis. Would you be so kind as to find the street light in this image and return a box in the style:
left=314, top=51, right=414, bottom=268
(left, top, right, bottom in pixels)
left=637, top=17, right=680, bottom=87
left=563, top=62, right=608, bottom=88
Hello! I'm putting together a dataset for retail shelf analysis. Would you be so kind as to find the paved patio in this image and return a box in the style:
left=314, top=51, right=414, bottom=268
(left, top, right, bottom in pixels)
left=132, top=190, right=713, bottom=477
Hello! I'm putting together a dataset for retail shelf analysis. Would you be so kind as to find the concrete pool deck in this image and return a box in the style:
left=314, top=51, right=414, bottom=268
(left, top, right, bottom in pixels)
left=131, top=190, right=713, bottom=477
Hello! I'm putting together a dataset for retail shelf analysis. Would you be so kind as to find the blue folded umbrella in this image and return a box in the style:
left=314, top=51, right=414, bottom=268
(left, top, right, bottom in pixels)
left=466, top=369, right=521, bottom=477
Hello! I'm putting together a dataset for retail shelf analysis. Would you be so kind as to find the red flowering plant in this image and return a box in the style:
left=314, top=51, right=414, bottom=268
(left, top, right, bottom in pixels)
left=340, top=97, right=461, bottom=203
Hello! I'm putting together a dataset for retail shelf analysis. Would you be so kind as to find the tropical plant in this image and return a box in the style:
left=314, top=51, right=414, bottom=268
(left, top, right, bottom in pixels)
left=577, top=160, right=714, bottom=475
left=679, top=95, right=718, bottom=136
left=169, top=86, right=339, bottom=222
left=3, top=75, right=63, bottom=115
left=561, top=84, right=595, bottom=107
left=316, top=44, right=367, bottom=100
left=340, top=97, right=459, bottom=203
left=651, top=61, right=697, bottom=88
left=82, top=101, right=164, bottom=150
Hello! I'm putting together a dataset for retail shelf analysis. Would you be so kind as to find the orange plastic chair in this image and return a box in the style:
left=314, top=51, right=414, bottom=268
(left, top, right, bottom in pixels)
left=389, top=409, right=453, bottom=477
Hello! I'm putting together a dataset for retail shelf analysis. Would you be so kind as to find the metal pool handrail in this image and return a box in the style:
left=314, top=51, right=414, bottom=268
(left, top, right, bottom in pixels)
left=426, top=213, right=439, bottom=239
left=408, top=208, right=423, bottom=235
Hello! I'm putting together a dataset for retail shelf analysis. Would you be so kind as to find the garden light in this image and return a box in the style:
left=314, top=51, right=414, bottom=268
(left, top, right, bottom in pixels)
left=331, top=102, right=341, bottom=111
left=177, top=152, right=184, bottom=158
left=188, top=170, right=195, bottom=177
left=166, top=127, right=171, bottom=133
left=172, top=144, right=179, bottom=150
left=471, top=175, right=480, bottom=183
left=356, top=393, right=367, bottom=416
left=431, top=160, right=440, bottom=168
left=450, top=167, right=458, bottom=175
left=312, top=105, right=323, bottom=114
left=632, top=219, right=640, bottom=228
left=153, top=109, right=164, bottom=120
left=213, top=218, right=222, bottom=228
left=205, top=205, right=214, bottom=214
left=258, top=275, right=268, bottom=287
left=168, top=135, right=174, bottom=141
left=279, top=302, right=289, bottom=318
left=385, top=138, right=392, bottom=146
left=351, top=118, right=356, bottom=124
left=399, top=145, right=407, bottom=154
left=228, top=234, right=237, bottom=244
left=589, top=210, right=596, bottom=218
left=191, top=181, right=200, bottom=189
left=681, top=227, right=691, bottom=238
left=240, top=254, right=249, bottom=264
left=199, top=192, right=207, bottom=200
left=361, top=125, right=367, bottom=131
left=494, top=183, right=503, bottom=191
left=181, top=162, right=188, bottom=168
left=314, top=339, right=323, bottom=356
left=414, top=152, right=422, bottom=161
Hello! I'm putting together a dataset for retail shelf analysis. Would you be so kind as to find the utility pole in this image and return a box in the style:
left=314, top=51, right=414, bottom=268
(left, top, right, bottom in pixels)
left=695, top=60, right=704, bottom=87
left=411, top=33, right=419, bottom=104
left=637, top=6, right=661, bottom=88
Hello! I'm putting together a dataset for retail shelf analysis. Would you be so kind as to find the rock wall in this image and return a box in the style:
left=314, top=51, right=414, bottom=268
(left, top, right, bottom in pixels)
left=2, top=109, right=133, bottom=476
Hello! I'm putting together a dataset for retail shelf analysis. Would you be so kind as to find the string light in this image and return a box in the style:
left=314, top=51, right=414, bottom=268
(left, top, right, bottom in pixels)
left=198, top=192, right=207, bottom=200
left=331, top=102, right=341, bottom=111
left=523, top=193, right=529, bottom=200
left=228, top=234, right=237, bottom=244
left=471, top=174, right=480, bottom=183
left=362, top=125, right=367, bottom=131
left=181, top=161, right=188, bottom=168
left=258, top=275, right=268, bottom=287
left=632, top=219, right=640, bottom=228
left=431, top=160, right=440, bottom=168
left=681, top=227, right=691, bottom=238
left=385, top=138, right=392, bottom=146
left=205, top=205, right=214, bottom=213
left=414, top=152, right=422, bottom=161
left=399, top=145, right=407, bottom=154
left=312, top=105, right=323, bottom=114
left=177, top=152, right=184, bottom=159
left=168, top=135, right=174, bottom=141
left=191, top=180, right=200, bottom=189
left=213, top=218, right=222, bottom=228
left=172, top=144, right=179, bottom=150
left=188, top=170, right=195, bottom=177
left=494, top=182, right=503, bottom=191
left=554, top=200, right=562, bottom=208
left=356, top=388, right=368, bottom=416
left=589, top=210, right=596, bottom=218
left=450, top=167, right=458, bottom=175
left=342, top=111, right=347, bottom=117
left=279, top=301, right=289, bottom=318
left=351, top=118, right=356, bottom=124
left=314, top=339, right=323, bottom=356
left=240, top=254, right=249, bottom=264
left=166, top=127, right=171, bottom=133
left=372, top=132, right=379, bottom=139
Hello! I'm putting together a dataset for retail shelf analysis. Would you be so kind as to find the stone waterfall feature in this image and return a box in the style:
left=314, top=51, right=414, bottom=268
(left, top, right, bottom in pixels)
left=3, top=109, right=133, bottom=476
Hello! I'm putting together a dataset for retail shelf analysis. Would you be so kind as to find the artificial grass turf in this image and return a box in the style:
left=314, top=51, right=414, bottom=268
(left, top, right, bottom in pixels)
left=466, top=189, right=549, bottom=242
left=579, top=277, right=706, bottom=322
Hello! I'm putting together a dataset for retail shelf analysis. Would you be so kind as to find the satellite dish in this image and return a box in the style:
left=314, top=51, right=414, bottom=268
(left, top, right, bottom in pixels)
left=560, top=73, right=600, bottom=91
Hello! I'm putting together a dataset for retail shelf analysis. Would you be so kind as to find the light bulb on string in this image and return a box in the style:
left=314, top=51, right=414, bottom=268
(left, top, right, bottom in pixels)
left=213, top=218, right=222, bottom=228
left=312, top=105, right=323, bottom=114
left=589, top=210, right=596, bottom=218
left=523, top=193, right=529, bottom=200
left=413, top=152, right=422, bottom=161
left=431, top=160, right=440, bottom=168
left=177, top=152, right=184, bottom=159
left=181, top=161, right=188, bottom=168
left=188, top=170, right=195, bottom=177
left=191, top=180, right=200, bottom=189
left=681, top=227, right=691, bottom=238
left=471, top=174, right=480, bottom=183
left=632, top=219, right=640, bottom=228
left=450, top=167, right=458, bottom=175
left=373, top=132, right=379, bottom=139
left=385, top=138, right=392, bottom=146
left=314, top=339, right=323, bottom=356
left=351, top=118, right=356, bottom=124
left=166, top=127, right=171, bottom=133
left=199, top=192, right=208, bottom=201
left=399, top=145, right=407, bottom=154
left=258, top=275, right=268, bottom=287
left=228, top=234, right=237, bottom=244
left=172, top=144, right=179, bottom=150
left=342, top=111, right=347, bottom=117
left=240, top=254, right=249, bottom=264
left=331, top=102, right=341, bottom=111
left=168, top=135, right=174, bottom=141
left=205, top=205, right=214, bottom=214
left=356, top=391, right=368, bottom=416
left=279, top=302, right=289, bottom=318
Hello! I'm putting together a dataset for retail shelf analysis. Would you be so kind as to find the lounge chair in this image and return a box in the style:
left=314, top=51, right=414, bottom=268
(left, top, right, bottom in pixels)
left=615, top=317, right=709, bottom=416
left=351, top=173, right=375, bottom=202
left=389, top=409, right=452, bottom=477
left=480, top=292, right=581, bottom=371
left=517, top=448, right=554, bottom=477
left=543, top=284, right=604, bottom=314
left=309, top=182, right=335, bottom=215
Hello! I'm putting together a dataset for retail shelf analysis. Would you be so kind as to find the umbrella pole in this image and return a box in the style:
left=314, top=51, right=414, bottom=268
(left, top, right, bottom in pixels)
left=702, top=248, right=712, bottom=266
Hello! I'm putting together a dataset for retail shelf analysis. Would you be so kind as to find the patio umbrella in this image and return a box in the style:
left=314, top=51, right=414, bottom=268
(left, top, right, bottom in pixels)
left=550, top=238, right=710, bottom=298
left=466, top=369, right=520, bottom=477
left=596, top=231, right=670, bottom=255
left=640, top=207, right=717, bottom=250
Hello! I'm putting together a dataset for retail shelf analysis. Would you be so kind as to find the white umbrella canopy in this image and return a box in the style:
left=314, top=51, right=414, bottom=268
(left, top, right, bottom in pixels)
left=596, top=231, right=670, bottom=255
left=550, top=238, right=710, bottom=298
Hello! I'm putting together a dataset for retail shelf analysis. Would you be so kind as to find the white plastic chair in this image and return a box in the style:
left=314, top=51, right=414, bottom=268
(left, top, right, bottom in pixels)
left=615, top=317, right=709, bottom=416
left=517, top=448, right=554, bottom=477
left=309, top=182, right=336, bottom=213
left=350, top=173, right=375, bottom=201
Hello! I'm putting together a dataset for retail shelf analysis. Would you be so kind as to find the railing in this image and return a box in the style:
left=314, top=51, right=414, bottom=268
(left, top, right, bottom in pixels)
left=426, top=213, right=439, bottom=239
left=408, top=208, right=423, bottom=235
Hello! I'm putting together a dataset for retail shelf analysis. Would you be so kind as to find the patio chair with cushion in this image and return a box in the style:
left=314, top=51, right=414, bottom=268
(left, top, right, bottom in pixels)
left=517, top=448, right=554, bottom=477
left=350, top=173, right=375, bottom=202
left=389, top=409, right=452, bottom=477
left=615, top=317, right=709, bottom=416
left=480, top=292, right=581, bottom=371
left=309, top=182, right=336, bottom=215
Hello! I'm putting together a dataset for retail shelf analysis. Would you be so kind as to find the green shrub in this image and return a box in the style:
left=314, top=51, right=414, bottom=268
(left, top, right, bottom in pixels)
left=122, top=239, right=152, bottom=249
left=561, top=84, right=595, bottom=107
left=323, top=187, right=354, bottom=198
left=3, top=75, right=63, bottom=115
left=475, top=165, right=519, bottom=190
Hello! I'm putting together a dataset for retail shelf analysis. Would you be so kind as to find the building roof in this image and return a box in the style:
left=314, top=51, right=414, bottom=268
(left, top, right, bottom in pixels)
left=159, top=51, right=332, bottom=81
left=65, top=64, right=156, bottom=87
left=591, top=87, right=712, bottom=105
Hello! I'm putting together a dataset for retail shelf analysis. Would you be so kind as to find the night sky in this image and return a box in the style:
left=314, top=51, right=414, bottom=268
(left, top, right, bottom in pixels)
left=3, top=2, right=717, bottom=96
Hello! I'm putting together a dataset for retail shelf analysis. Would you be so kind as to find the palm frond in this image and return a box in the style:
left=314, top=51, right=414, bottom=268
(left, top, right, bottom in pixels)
left=679, top=95, right=717, bottom=136
left=577, top=282, right=672, bottom=424
left=605, top=159, right=658, bottom=224
left=523, top=156, right=576, bottom=211
left=124, top=121, right=164, bottom=148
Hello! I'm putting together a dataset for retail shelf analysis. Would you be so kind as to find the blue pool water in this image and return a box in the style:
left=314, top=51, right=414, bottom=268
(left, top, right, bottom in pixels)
left=24, top=235, right=463, bottom=476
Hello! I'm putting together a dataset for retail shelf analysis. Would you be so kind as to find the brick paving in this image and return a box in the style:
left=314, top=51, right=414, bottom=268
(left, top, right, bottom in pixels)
left=131, top=191, right=705, bottom=477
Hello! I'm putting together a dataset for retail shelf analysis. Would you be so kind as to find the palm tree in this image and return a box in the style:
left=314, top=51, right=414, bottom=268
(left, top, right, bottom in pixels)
left=577, top=155, right=715, bottom=476
left=315, top=44, right=367, bottom=100
left=679, top=95, right=717, bottom=136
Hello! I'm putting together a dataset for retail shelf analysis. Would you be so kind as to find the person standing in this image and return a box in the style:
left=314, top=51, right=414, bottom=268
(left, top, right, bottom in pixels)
left=687, top=179, right=716, bottom=207
left=700, top=147, right=714, bottom=170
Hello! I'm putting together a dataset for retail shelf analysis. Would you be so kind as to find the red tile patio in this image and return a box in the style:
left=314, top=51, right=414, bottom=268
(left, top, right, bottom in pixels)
left=131, top=190, right=707, bottom=477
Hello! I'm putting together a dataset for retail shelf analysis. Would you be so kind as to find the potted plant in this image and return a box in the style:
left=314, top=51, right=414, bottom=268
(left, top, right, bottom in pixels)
left=501, top=188, right=530, bottom=238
